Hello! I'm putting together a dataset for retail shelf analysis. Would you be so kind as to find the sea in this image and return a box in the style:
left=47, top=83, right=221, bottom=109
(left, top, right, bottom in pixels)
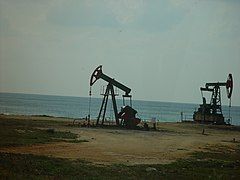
left=0, top=92, right=240, bottom=125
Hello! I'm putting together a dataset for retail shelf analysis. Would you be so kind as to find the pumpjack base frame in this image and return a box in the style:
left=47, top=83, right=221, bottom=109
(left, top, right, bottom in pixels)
left=193, top=111, right=225, bottom=125
left=96, top=83, right=119, bottom=126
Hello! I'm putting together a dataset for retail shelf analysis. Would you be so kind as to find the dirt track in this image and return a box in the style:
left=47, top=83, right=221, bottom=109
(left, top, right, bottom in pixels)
left=1, top=116, right=240, bottom=165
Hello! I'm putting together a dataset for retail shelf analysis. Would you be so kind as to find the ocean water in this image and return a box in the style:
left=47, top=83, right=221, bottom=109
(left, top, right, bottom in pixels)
left=0, top=93, right=240, bottom=125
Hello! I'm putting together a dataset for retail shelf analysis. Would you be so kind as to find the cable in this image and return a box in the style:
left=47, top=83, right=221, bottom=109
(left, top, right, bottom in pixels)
left=88, top=86, right=92, bottom=120
left=228, top=98, right=231, bottom=124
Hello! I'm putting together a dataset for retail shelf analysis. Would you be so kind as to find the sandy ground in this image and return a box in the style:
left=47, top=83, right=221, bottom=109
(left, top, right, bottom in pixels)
left=1, top=115, right=240, bottom=165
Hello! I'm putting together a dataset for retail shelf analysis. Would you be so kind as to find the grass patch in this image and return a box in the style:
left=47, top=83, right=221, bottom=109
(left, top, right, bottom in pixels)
left=1, top=117, right=240, bottom=179
left=0, top=118, right=82, bottom=147
left=0, top=148, right=240, bottom=179
left=62, top=139, right=89, bottom=143
left=0, top=152, right=239, bottom=179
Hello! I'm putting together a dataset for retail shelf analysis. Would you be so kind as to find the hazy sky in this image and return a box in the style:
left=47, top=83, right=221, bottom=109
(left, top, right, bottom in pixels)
left=0, top=0, right=239, bottom=106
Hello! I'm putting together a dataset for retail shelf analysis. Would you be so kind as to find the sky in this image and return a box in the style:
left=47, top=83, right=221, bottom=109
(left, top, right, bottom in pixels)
left=0, top=0, right=239, bottom=106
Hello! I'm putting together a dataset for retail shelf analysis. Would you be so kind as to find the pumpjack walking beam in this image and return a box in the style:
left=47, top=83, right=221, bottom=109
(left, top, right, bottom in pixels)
left=90, top=65, right=132, bottom=126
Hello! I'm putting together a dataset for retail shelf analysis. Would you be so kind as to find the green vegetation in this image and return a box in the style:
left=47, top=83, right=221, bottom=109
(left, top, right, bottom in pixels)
left=0, top=117, right=239, bottom=179
left=0, top=149, right=239, bottom=179
left=0, top=117, right=79, bottom=147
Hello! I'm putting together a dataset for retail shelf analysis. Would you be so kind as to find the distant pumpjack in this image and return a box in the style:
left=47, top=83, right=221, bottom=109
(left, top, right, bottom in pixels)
left=193, top=74, right=233, bottom=125
left=90, top=65, right=140, bottom=128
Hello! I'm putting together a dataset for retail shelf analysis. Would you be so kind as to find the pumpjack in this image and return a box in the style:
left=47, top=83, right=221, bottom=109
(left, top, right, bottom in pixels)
left=193, top=74, right=233, bottom=125
left=89, top=65, right=141, bottom=128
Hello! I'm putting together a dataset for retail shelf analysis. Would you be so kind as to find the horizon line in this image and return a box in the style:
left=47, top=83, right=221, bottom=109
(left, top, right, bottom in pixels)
left=1, top=91, right=239, bottom=107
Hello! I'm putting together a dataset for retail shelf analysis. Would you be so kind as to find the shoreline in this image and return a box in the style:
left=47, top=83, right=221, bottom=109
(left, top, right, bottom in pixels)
left=0, top=113, right=240, bottom=127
